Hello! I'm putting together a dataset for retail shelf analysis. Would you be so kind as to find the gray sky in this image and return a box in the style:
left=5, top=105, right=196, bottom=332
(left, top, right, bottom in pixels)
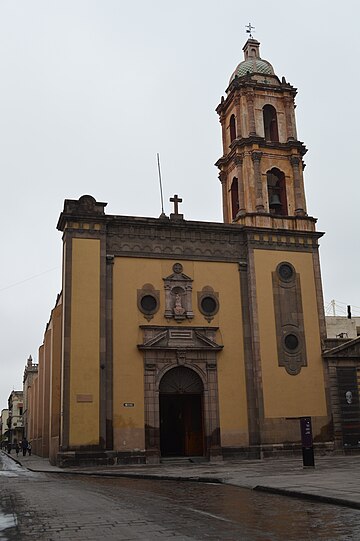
left=1, top=0, right=359, bottom=410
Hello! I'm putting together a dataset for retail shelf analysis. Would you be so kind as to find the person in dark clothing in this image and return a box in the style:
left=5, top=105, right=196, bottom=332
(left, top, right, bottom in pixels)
left=22, top=438, right=28, bottom=456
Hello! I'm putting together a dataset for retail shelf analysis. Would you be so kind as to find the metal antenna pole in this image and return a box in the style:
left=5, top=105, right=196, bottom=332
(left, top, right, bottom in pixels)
left=157, top=153, right=165, bottom=216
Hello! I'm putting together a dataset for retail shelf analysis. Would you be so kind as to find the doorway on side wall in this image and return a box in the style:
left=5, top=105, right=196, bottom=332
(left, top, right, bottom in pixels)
left=159, top=366, right=204, bottom=457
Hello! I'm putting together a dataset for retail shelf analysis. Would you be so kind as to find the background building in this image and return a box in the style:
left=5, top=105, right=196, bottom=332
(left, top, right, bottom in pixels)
left=7, top=390, right=24, bottom=446
left=22, top=355, right=38, bottom=445
left=326, top=316, right=360, bottom=339
left=0, top=409, right=9, bottom=448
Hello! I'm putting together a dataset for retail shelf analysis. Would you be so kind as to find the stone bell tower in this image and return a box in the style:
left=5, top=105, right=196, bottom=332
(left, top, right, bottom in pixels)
left=215, top=34, right=331, bottom=450
left=216, top=37, right=313, bottom=233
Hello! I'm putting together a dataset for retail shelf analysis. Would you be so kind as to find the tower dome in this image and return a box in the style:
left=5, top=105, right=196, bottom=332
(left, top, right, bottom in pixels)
left=229, top=38, right=275, bottom=84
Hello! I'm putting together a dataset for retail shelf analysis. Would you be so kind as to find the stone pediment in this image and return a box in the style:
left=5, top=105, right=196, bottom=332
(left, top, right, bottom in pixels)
left=323, top=337, right=360, bottom=359
left=138, top=327, right=223, bottom=351
left=163, top=271, right=193, bottom=283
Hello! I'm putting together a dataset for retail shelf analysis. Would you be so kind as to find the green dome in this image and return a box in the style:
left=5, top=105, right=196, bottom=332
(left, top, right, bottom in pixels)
left=230, top=57, right=274, bottom=83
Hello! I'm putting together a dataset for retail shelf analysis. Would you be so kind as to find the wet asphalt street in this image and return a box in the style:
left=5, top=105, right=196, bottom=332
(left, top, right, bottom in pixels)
left=1, top=453, right=360, bottom=540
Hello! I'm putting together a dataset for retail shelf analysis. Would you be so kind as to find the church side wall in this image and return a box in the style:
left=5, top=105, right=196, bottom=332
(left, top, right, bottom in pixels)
left=112, top=257, right=249, bottom=454
left=34, top=345, right=44, bottom=455
left=49, top=303, right=62, bottom=464
left=69, top=238, right=100, bottom=447
left=41, top=328, right=51, bottom=457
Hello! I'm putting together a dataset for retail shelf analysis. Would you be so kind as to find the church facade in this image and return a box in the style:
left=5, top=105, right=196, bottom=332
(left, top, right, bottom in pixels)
left=27, top=38, right=332, bottom=466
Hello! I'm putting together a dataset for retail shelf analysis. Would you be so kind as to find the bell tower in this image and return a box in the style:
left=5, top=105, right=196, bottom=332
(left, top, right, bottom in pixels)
left=216, top=37, right=313, bottom=232
left=215, top=33, right=331, bottom=451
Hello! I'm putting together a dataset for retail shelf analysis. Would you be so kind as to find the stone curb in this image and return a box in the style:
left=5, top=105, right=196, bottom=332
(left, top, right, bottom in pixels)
left=25, top=467, right=360, bottom=510
left=254, top=485, right=360, bottom=510
left=1, top=451, right=23, bottom=467
left=25, top=468, right=224, bottom=485
left=4, top=450, right=360, bottom=511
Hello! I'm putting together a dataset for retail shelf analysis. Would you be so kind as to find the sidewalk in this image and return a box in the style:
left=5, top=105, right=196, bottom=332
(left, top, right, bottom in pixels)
left=5, top=451, right=360, bottom=510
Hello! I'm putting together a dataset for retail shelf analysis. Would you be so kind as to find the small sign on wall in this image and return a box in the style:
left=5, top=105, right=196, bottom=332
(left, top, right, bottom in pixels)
left=123, top=403, right=135, bottom=408
left=76, top=394, right=93, bottom=403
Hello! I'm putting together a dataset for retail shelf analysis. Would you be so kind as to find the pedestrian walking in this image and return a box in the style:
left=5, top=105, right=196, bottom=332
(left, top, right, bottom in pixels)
left=21, top=438, right=28, bottom=456
left=15, top=442, right=20, bottom=457
left=7, top=443, right=11, bottom=454
left=27, top=442, right=32, bottom=456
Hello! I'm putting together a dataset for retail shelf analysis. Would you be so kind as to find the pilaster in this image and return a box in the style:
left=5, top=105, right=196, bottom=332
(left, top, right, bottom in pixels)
left=252, top=151, right=264, bottom=211
left=290, top=155, right=306, bottom=216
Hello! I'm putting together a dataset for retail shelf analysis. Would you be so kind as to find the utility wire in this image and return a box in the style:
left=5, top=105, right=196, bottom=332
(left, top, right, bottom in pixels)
left=0, top=266, right=60, bottom=292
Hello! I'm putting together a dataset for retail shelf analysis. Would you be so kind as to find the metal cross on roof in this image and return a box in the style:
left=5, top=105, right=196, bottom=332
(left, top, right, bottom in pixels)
left=246, top=22, right=255, bottom=38
left=170, top=194, right=182, bottom=215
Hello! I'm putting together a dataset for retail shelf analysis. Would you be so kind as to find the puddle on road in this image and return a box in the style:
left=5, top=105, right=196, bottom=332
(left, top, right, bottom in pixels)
left=0, top=512, right=17, bottom=540
left=0, top=452, right=38, bottom=479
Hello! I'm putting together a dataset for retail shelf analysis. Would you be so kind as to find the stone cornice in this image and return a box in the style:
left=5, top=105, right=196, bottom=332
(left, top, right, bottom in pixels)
left=241, top=225, right=323, bottom=251
left=106, top=217, right=247, bottom=261
left=216, top=79, right=297, bottom=115
left=215, top=139, right=307, bottom=168
left=57, top=197, right=323, bottom=261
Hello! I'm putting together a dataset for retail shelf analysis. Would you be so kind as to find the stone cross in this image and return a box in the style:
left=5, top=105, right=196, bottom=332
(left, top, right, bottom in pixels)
left=170, top=194, right=182, bottom=215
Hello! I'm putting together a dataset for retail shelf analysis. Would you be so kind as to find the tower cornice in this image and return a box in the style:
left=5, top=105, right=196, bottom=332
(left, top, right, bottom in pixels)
left=216, top=80, right=297, bottom=115
left=215, top=139, right=307, bottom=168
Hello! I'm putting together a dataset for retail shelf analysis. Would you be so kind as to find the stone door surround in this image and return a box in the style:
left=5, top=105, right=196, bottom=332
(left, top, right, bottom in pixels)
left=138, top=326, right=223, bottom=462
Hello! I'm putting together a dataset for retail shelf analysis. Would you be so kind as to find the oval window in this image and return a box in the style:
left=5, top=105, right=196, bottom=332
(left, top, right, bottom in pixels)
left=284, top=333, right=299, bottom=351
left=278, top=263, right=294, bottom=281
left=200, top=296, right=217, bottom=315
left=140, top=294, right=158, bottom=313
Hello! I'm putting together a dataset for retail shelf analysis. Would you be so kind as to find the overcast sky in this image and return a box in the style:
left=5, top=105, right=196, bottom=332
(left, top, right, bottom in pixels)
left=1, top=0, right=359, bottom=411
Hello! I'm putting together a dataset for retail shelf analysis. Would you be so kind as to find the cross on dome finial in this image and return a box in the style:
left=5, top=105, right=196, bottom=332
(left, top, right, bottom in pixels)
left=245, top=22, right=255, bottom=38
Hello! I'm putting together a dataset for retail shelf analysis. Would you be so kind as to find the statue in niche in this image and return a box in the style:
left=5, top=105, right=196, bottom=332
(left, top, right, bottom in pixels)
left=163, top=263, right=194, bottom=320
left=174, top=292, right=185, bottom=316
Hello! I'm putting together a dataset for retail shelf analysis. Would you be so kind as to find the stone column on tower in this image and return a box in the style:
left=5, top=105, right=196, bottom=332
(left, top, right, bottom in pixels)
left=290, top=156, right=307, bottom=216
left=252, top=151, right=264, bottom=212
left=234, top=155, right=245, bottom=215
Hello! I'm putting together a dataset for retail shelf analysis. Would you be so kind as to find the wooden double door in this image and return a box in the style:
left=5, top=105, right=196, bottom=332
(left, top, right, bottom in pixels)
left=160, top=393, right=204, bottom=457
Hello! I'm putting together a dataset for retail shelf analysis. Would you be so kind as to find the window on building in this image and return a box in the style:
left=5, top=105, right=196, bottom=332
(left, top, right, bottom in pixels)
left=263, top=104, right=279, bottom=142
left=230, top=177, right=239, bottom=220
left=229, top=114, right=236, bottom=143
left=267, top=168, right=287, bottom=215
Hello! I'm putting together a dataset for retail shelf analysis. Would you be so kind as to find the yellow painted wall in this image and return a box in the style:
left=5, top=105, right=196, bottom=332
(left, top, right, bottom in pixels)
left=113, top=258, right=248, bottom=451
left=69, top=238, right=100, bottom=446
left=254, top=249, right=327, bottom=418
left=49, top=303, right=62, bottom=464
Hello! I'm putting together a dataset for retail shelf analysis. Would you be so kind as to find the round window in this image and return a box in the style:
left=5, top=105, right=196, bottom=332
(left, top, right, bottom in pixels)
left=278, top=263, right=294, bottom=281
left=200, top=296, right=217, bottom=315
left=284, top=333, right=299, bottom=351
left=140, top=294, right=158, bottom=313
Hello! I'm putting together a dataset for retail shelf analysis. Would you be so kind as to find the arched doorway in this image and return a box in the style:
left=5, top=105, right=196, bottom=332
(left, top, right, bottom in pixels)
left=159, top=366, right=204, bottom=457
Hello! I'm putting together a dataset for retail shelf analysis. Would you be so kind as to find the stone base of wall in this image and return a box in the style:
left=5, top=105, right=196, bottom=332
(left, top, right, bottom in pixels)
left=56, top=450, right=147, bottom=468
left=56, top=441, right=336, bottom=468
left=56, top=450, right=117, bottom=468
left=222, top=441, right=335, bottom=460
left=116, top=451, right=146, bottom=465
